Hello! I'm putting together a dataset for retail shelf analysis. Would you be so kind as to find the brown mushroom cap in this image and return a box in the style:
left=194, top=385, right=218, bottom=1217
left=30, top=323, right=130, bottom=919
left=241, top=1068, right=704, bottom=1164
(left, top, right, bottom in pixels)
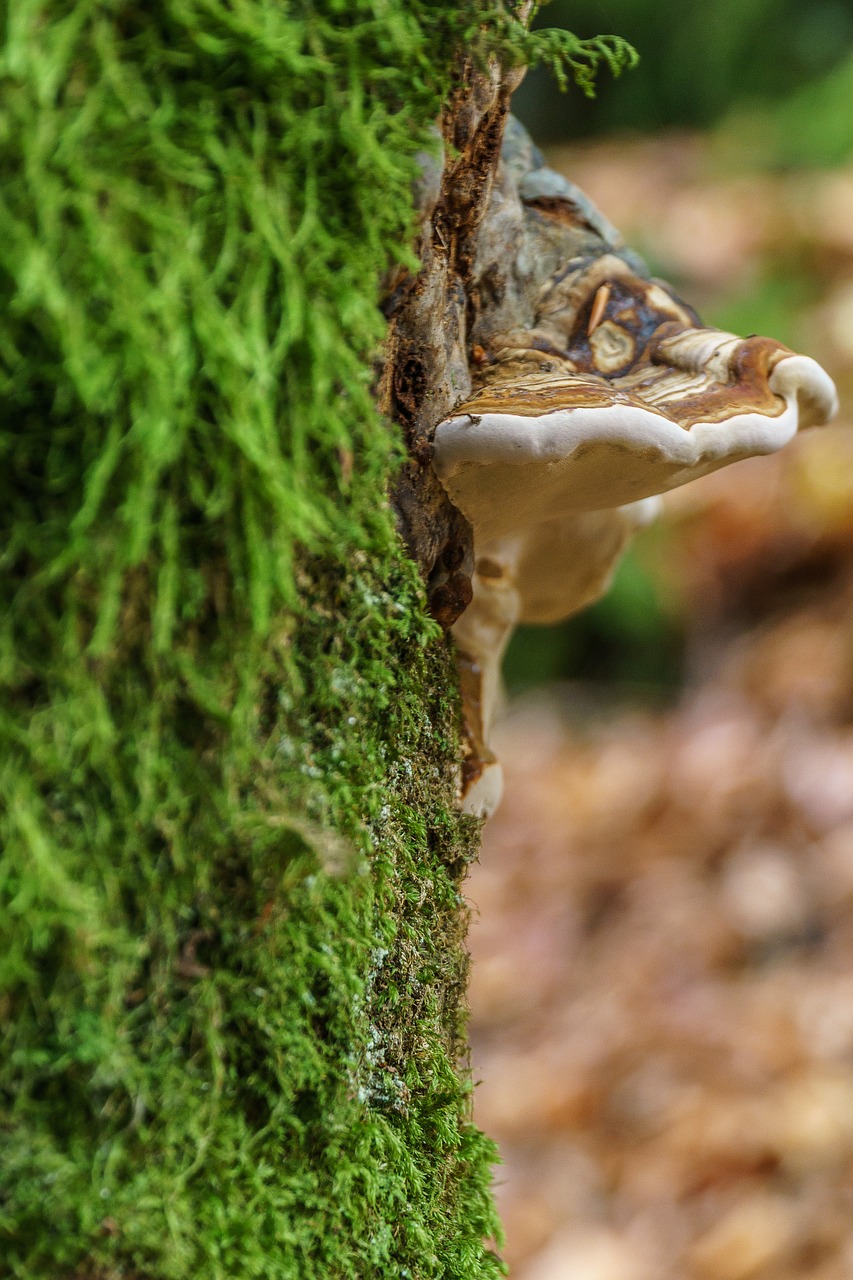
left=433, top=268, right=837, bottom=545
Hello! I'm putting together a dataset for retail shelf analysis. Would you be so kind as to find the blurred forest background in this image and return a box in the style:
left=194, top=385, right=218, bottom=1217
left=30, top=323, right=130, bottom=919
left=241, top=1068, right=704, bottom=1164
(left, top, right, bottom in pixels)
left=467, top=2, right=853, bottom=1278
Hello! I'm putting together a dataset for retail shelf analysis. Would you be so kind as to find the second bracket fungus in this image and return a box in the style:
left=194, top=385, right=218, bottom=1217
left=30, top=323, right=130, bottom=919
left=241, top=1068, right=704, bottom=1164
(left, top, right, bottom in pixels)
left=429, top=123, right=838, bottom=818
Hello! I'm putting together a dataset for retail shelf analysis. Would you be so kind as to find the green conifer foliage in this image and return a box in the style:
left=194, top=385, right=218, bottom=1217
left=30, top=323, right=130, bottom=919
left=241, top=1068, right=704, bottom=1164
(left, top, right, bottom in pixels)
left=0, top=5, right=632, bottom=1275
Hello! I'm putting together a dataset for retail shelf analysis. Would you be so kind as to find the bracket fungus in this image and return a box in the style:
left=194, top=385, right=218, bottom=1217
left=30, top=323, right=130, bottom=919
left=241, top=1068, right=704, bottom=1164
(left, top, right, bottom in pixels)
left=429, top=124, right=838, bottom=818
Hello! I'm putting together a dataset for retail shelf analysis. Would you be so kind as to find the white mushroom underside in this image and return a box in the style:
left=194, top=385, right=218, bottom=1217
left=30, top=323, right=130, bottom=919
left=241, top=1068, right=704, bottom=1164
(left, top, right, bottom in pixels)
left=452, top=503, right=657, bottom=818
left=434, top=354, right=837, bottom=545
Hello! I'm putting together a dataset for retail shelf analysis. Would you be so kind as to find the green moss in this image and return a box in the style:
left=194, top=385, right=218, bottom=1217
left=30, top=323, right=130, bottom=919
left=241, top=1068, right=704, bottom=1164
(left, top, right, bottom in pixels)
left=0, top=4, right=632, bottom=1276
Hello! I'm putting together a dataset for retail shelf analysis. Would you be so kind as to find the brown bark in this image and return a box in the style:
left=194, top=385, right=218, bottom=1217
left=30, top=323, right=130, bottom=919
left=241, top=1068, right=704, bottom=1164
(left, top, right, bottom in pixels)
left=382, top=51, right=525, bottom=628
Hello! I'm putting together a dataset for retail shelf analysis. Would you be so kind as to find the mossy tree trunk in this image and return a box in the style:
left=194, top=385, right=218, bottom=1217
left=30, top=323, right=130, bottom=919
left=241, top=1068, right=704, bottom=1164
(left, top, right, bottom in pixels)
left=0, top=6, right=631, bottom=1276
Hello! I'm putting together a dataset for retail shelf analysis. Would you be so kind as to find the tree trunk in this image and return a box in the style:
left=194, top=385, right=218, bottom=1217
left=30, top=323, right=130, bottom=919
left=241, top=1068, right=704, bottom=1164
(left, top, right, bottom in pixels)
left=0, top=6, right=528, bottom=1277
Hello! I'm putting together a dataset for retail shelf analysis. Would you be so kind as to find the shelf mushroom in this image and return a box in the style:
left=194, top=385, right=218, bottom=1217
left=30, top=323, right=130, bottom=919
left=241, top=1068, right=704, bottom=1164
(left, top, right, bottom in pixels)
left=433, top=254, right=838, bottom=817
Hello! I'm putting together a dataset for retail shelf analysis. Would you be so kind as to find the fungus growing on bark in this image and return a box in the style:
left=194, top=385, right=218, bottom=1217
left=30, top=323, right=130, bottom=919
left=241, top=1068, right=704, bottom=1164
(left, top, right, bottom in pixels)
left=390, top=118, right=839, bottom=817
left=432, top=251, right=838, bottom=817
